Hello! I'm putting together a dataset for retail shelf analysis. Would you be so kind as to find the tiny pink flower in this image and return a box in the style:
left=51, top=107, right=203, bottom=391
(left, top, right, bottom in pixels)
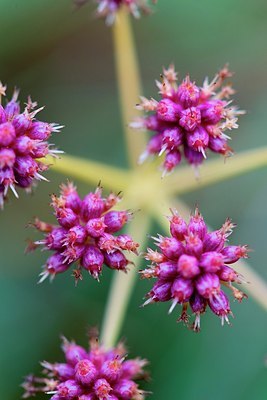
left=141, top=208, right=249, bottom=331
left=29, top=182, right=139, bottom=283
left=22, top=331, right=148, bottom=400
left=131, top=65, right=245, bottom=176
left=0, top=84, right=63, bottom=208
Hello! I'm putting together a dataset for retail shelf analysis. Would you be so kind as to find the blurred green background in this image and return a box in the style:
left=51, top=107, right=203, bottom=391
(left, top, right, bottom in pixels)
left=1, top=0, right=267, bottom=399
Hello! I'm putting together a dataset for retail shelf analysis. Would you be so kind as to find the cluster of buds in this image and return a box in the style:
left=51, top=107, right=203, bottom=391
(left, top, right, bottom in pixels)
left=95, top=0, right=157, bottom=25
left=22, top=330, right=148, bottom=400
left=0, top=83, right=63, bottom=208
left=30, top=182, right=139, bottom=283
left=141, top=208, right=248, bottom=331
left=131, top=65, right=245, bottom=175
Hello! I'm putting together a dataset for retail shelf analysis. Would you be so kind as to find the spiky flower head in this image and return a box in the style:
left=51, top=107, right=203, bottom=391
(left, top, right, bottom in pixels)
left=95, top=0, right=157, bottom=25
left=141, top=208, right=249, bottom=331
left=131, top=65, right=245, bottom=176
left=29, top=182, right=139, bottom=283
left=22, top=330, right=148, bottom=399
left=0, top=82, right=63, bottom=208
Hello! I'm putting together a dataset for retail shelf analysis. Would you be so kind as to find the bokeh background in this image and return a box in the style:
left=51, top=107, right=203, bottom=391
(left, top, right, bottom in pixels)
left=1, top=0, right=267, bottom=399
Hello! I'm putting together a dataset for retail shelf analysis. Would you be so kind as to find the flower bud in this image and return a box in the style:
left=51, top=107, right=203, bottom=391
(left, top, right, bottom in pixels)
left=179, top=107, right=201, bottom=132
left=101, top=359, right=122, bottom=382
left=0, top=122, right=16, bottom=146
left=28, top=121, right=52, bottom=140
left=157, top=99, right=180, bottom=122
left=75, top=359, right=98, bottom=385
left=196, top=273, right=220, bottom=298
left=93, top=378, right=112, bottom=398
left=114, top=379, right=138, bottom=399
left=158, top=236, right=183, bottom=260
left=187, top=127, right=209, bottom=151
left=82, top=245, right=104, bottom=277
left=150, top=280, right=172, bottom=302
left=57, top=379, right=82, bottom=399
left=104, top=250, right=128, bottom=270
left=221, top=245, right=248, bottom=263
left=156, top=261, right=177, bottom=279
left=0, top=148, right=16, bottom=168
left=171, top=278, right=194, bottom=302
left=199, top=251, right=224, bottom=272
left=62, top=341, right=88, bottom=366
left=104, top=211, right=130, bottom=233
left=82, top=192, right=105, bottom=221
left=177, top=77, right=200, bottom=107
left=56, top=207, right=79, bottom=228
left=163, top=149, right=181, bottom=173
left=86, top=217, right=106, bottom=237
left=162, top=127, right=183, bottom=149
left=177, top=254, right=200, bottom=278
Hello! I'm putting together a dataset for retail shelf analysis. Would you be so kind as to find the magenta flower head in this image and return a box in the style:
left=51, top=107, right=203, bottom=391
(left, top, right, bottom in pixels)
left=22, top=330, right=148, bottom=399
left=141, top=208, right=249, bottom=331
left=95, top=0, right=157, bottom=25
left=29, top=182, right=139, bottom=283
left=131, top=65, right=245, bottom=176
left=0, top=83, right=63, bottom=208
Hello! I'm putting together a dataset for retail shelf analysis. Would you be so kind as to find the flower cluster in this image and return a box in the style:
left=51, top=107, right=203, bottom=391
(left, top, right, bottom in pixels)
left=96, top=0, right=157, bottom=25
left=0, top=83, right=62, bottom=208
left=22, top=331, right=148, bottom=399
left=131, top=65, right=245, bottom=175
left=30, top=182, right=139, bottom=283
left=141, top=208, right=248, bottom=331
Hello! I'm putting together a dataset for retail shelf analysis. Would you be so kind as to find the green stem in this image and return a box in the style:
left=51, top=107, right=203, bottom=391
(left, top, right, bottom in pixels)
left=112, top=9, right=146, bottom=169
left=166, top=147, right=267, bottom=196
left=101, top=211, right=150, bottom=348
left=47, top=154, right=129, bottom=191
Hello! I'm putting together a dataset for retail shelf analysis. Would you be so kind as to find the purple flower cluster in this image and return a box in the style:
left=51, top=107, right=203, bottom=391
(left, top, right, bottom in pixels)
left=22, top=332, right=148, bottom=400
left=141, top=209, right=248, bottom=331
left=0, top=84, right=62, bottom=208
left=96, top=0, right=157, bottom=25
left=31, top=182, right=139, bottom=283
left=131, top=65, right=245, bottom=175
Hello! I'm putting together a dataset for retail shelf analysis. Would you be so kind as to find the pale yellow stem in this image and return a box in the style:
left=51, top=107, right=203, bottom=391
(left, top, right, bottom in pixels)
left=101, top=211, right=150, bottom=348
left=151, top=196, right=267, bottom=311
left=165, top=147, right=267, bottom=196
left=45, top=155, right=129, bottom=192
left=112, top=9, right=146, bottom=168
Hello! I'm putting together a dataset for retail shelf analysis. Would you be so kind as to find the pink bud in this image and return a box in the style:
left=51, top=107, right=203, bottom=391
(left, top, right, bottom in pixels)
left=104, top=250, right=128, bottom=270
left=163, top=149, right=181, bottom=172
left=179, top=107, right=201, bottom=132
left=199, top=251, right=224, bottom=272
left=221, top=245, right=248, bottom=263
left=114, top=379, right=138, bottom=399
left=157, top=99, right=180, bottom=122
left=56, top=207, right=79, bottom=228
left=86, top=217, right=106, bottom=237
left=28, top=121, right=52, bottom=140
left=187, top=127, right=209, bottom=151
left=158, top=236, right=183, bottom=260
left=57, top=379, right=82, bottom=399
left=93, top=378, right=112, bottom=398
left=150, top=280, right=172, bottom=302
left=177, top=254, right=200, bottom=278
left=156, top=261, right=177, bottom=279
left=0, top=148, right=16, bottom=168
left=82, top=192, right=105, bottom=221
left=162, top=127, right=183, bottom=149
left=104, top=211, right=130, bottom=233
left=0, top=122, right=16, bottom=146
left=196, top=273, right=220, bottom=298
left=82, top=245, right=104, bottom=277
left=75, top=359, right=97, bottom=385
left=171, top=278, right=194, bottom=302
left=177, top=77, right=200, bottom=107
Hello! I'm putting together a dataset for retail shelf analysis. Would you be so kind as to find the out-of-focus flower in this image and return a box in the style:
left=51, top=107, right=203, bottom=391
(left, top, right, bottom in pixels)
left=29, top=182, right=139, bottom=283
left=22, top=330, right=148, bottom=400
left=131, top=65, right=245, bottom=176
left=0, top=82, right=63, bottom=208
left=141, top=208, right=249, bottom=331
left=95, top=0, right=157, bottom=25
